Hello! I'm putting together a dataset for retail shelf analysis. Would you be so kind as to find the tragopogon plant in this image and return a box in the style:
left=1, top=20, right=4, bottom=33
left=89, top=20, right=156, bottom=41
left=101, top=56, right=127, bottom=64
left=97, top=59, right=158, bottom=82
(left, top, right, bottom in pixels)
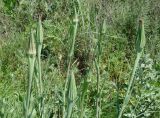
left=35, top=17, right=44, bottom=118
left=118, top=19, right=146, bottom=118
left=25, top=30, right=36, bottom=118
left=24, top=18, right=44, bottom=118
left=63, top=8, right=79, bottom=118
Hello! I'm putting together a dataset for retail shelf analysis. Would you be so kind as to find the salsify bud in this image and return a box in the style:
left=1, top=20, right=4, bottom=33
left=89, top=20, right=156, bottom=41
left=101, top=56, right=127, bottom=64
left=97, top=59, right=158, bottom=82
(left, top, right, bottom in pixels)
left=36, top=17, right=43, bottom=44
left=136, top=19, right=146, bottom=53
left=68, top=70, right=77, bottom=102
left=28, top=30, right=36, bottom=56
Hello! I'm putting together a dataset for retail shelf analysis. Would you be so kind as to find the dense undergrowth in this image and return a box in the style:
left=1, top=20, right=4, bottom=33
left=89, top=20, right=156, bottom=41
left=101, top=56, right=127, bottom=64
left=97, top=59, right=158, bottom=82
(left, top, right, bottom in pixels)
left=0, top=0, right=160, bottom=118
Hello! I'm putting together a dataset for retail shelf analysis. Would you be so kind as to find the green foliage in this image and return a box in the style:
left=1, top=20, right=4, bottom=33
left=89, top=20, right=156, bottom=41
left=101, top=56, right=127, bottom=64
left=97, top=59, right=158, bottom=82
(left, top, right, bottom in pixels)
left=0, top=0, right=160, bottom=118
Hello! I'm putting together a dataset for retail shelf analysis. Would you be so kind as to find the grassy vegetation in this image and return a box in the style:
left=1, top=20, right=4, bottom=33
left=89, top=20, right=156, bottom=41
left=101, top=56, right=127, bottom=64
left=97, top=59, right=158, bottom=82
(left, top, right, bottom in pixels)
left=0, top=0, right=160, bottom=118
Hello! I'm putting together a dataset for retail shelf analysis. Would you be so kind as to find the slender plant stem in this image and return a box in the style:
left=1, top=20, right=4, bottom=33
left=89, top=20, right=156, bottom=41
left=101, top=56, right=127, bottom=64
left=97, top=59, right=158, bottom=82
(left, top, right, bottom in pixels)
left=26, top=56, right=36, bottom=118
left=95, top=59, right=100, bottom=118
left=118, top=53, right=141, bottom=118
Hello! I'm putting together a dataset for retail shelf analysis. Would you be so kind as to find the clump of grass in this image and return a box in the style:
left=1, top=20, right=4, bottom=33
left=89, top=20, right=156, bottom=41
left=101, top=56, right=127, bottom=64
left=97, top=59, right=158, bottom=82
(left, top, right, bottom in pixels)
left=118, top=19, right=146, bottom=118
